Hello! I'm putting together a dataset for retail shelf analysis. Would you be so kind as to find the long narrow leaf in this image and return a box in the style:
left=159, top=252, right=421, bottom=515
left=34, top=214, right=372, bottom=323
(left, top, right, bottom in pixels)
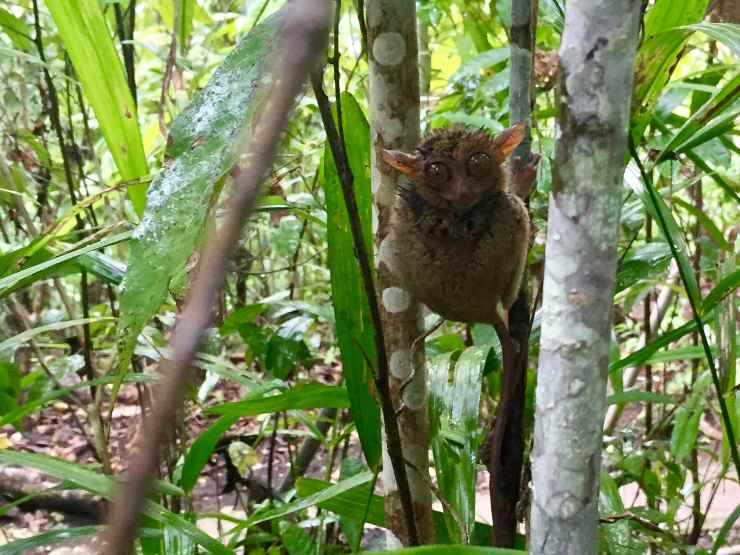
left=0, top=317, right=113, bottom=355
left=631, top=0, right=710, bottom=140
left=630, top=145, right=740, bottom=477
left=655, top=72, right=740, bottom=164
left=321, top=92, right=381, bottom=468
left=206, top=383, right=350, bottom=416
left=0, top=231, right=131, bottom=298
left=428, top=347, right=488, bottom=542
left=0, top=526, right=99, bottom=555
left=0, top=451, right=231, bottom=554
left=45, top=0, right=148, bottom=212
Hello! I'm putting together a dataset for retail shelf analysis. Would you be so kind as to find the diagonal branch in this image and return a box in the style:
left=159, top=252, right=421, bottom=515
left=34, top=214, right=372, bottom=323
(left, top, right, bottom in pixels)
left=310, top=67, right=420, bottom=546
left=101, top=3, right=331, bottom=553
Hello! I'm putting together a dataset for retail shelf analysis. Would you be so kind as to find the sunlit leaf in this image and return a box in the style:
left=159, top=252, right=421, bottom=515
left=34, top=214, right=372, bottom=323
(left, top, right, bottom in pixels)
left=0, top=7, right=33, bottom=51
left=680, top=22, right=740, bottom=58
left=428, top=347, right=489, bottom=543
left=631, top=0, right=710, bottom=140
left=45, top=0, right=148, bottom=212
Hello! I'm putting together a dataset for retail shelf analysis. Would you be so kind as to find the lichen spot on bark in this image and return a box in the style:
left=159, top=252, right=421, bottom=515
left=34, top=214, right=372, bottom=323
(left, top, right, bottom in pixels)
left=403, top=383, right=425, bottom=410
left=373, top=171, right=396, bottom=208
left=372, top=32, right=406, bottom=66
left=381, top=117, right=404, bottom=144
left=378, top=236, right=399, bottom=273
left=569, top=378, right=585, bottom=396
left=370, top=72, right=387, bottom=109
left=382, top=286, right=411, bottom=313
left=390, top=349, right=412, bottom=379
left=567, top=289, right=588, bottom=306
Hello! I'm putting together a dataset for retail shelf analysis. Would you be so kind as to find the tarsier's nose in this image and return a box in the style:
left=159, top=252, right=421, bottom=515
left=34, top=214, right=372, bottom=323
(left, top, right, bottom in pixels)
left=443, top=180, right=477, bottom=210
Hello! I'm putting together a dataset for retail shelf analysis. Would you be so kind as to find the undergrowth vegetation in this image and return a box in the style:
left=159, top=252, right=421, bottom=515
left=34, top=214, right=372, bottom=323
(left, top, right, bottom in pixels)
left=0, top=0, right=737, bottom=553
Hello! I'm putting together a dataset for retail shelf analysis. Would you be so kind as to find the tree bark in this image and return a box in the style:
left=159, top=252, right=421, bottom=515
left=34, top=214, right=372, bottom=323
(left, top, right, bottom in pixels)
left=366, top=0, right=434, bottom=546
left=530, top=2, right=642, bottom=553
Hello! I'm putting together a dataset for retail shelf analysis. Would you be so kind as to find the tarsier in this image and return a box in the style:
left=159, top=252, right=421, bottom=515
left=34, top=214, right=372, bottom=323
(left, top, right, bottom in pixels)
left=382, top=123, right=530, bottom=339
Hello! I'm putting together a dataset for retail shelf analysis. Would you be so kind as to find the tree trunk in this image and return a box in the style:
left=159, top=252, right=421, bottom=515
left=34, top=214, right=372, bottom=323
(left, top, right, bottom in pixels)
left=530, top=2, right=642, bottom=553
left=366, top=0, right=434, bottom=546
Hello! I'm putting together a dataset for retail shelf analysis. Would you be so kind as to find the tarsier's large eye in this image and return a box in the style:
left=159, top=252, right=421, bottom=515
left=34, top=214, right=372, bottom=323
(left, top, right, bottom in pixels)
left=425, top=162, right=450, bottom=186
left=467, top=152, right=492, bottom=177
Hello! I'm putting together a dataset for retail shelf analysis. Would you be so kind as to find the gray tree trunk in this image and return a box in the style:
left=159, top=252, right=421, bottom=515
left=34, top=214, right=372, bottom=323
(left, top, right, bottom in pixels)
left=366, top=0, right=434, bottom=545
left=530, top=2, right=643, bottom=553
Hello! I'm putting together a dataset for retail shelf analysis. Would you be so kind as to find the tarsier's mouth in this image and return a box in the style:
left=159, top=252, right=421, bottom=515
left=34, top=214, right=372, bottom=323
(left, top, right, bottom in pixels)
left=397, top=185, right=498, bottom=219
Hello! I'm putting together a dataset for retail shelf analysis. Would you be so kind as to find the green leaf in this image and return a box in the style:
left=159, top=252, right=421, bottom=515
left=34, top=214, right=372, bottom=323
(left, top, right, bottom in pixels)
left=680, top=22, right=740, bottom=58
left=338, top=458, right=369, bottom=551
left=0, top=374, right=156, bottom=428
left=297, top=476, right=383, bottom=528
left=609, top=321, right=697, bottom=375
left=606, top=390, right=676, bottom=405
left=0, top=450, right=115, bottom=497
left=428, top=347, right=488, bottom=542
left=321, top=92, right=381, bottom=468
left=181, top=415, right=238, bottom=493
left=295, top=477, right=505, bottom=547
left=631, top=0, right=710, bottom=140
left=0, top=231, right=131, bottom=299
left=0, top=451, right=230, bottom=554
left=0, top=526, right=99, bottom=555
left=670, top=405, right=702, bottom=462
left=0, top=317, right=114, bottom=357
left=606, top=391, right=675, bottom=405
left=180, top=381, right=278, bottom=492
left=0, top=7, right=33, bottom=52
left=206, top=382, right=350, bottom=416
left=279, top=521, right=318, bottom=555
left=650, top=117, right=739, bottom=202
left=655, top=72, right=740, bottom=165
left=0, top=361, right=21, bottom=419
left=632, top=145, right=740, bottom=475
left=45, top=0, right=148, bottom=212
left=265, top=335, right=310, bottom=380
left=615, top=242, right=672, bottom=293
left=116, top=11, right=283, bottom=379
left=598, top=472, right=646, bottom=554
left=712, top=502, right=740, bottom=555
left=371, top=546, right=523, bottom=554
left=176, top=0, right=195, bottom=54
left=672, top=197, right=733, bottom=252
left=670, top=371, right=712, bottom=461
left=636, top=177, right=701, bottom=311
left=245, top=471, right=374, bottom=526
left=703, top=269, right=740, bottom=314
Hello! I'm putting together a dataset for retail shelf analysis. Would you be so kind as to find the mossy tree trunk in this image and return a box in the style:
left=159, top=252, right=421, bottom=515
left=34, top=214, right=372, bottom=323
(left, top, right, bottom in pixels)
left=531, top=1, right=643, bottom=552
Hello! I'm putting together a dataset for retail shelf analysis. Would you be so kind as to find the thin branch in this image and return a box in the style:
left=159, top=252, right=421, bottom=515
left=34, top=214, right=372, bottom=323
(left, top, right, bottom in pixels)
left=310, top=68, right=420, bottom=546
left=114, top=0, right=137, bottom=105
left=488, top=0, right=538, bottom=546
left=101, top=4, right=330, bottom=553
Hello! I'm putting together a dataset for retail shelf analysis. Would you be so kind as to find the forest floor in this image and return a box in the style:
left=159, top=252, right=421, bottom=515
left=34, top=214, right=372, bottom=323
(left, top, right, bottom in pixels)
left=1, top=376, right=738, bottom=553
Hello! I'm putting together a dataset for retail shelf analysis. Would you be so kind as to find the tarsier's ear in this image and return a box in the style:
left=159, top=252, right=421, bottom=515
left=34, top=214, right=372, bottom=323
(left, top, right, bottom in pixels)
left=492, top=122, right=526, bottom=163
left=382, top=149, right=424, bottom=178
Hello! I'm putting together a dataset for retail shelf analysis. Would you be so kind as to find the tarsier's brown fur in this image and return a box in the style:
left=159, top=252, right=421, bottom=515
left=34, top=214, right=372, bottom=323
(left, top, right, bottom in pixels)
left=383, top=124, right=530, bottom=325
